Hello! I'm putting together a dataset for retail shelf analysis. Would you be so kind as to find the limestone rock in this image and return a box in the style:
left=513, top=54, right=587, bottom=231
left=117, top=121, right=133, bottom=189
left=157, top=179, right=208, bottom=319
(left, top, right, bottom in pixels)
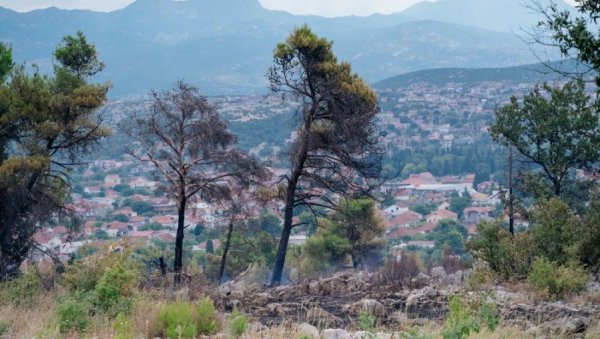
left=322, top=328, right=350, bottom=339
left=541, top=317, right=589, bottom=335
left=412, top=272, right=431, bottom=285
left=306, top=307, right=342, bottom=327
left=431, top=267, right=447, bottom=280
left=359, top=299, right=386, bottom=317
left=296, top=323, right=319, bottom=339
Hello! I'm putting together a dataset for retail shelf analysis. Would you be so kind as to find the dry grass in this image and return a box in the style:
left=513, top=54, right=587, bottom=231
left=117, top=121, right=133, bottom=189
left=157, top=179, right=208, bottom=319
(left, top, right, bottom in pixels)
left=0, top=292, right=56, bottom=338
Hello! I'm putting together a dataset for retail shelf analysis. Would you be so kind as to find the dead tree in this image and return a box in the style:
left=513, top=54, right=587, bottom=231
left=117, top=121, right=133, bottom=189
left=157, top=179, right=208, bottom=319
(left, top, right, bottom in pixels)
left=123, top=81, right=264, bottom=284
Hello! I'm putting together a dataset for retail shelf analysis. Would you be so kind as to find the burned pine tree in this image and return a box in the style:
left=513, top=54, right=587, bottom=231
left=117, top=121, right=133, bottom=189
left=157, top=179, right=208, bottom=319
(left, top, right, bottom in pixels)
left=123, top=81, right=265, bottom=283
left=268, top=26, right=384, bottom=286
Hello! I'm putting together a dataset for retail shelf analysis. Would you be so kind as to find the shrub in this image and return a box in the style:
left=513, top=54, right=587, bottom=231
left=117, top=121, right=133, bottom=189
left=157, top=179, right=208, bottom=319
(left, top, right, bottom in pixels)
left=530, top=199, right=578, bottom=265
left=228, top=308, right=248, bottom=337
left=358, top=311, right=376, bottom=332
left=527, top=257, right=588, bottom=300
left=158, top=302, right=197, bottom=339
left=57, top=296, right=90, bottom=333
left=197, top=297, right=218, bottom=335
left=467, top=222, right=536, bottom=280
left=0, top=322, right=10, bottom=336
left=94, top=259, right=136, bottom=315
left=0, top=266, right=41, bottom=307
left=578, top=200, right=600, bottom=269
left=442, top=294, right=499, bottom=339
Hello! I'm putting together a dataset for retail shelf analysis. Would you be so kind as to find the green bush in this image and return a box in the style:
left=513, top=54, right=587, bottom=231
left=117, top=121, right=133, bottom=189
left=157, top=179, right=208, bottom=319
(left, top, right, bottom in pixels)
left=442, top=294, right=499, bottom=339
left=0, top=321, right=10, bottom=336
left=0, top=266, right=41, bottom=307
left=228, top=308, right=248, bottom=337
left=197, top=297, right=218, bottom=335
left=578, top=200, right=600, bottom=269
left=94, top=259, right=136, bottom=315
left=467, top=221, right=536, bottom=280
left=527, top=257, right=588, bottom=300
left=530, top=199, right=578, bottom=265
left=57, top=296, right=90, bottom=333
left=358, top=311, right=376, bottom=332
left=158, top=302, right=197, bottom=339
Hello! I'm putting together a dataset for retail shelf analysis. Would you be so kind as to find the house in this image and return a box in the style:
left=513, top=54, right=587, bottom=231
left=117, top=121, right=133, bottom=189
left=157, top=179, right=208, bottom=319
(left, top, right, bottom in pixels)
left=102, top=221, right=135, bottom=237
left=477, top=181, right=497, bottom=194
left=387, top=222, right=437, bottom=239
left=104, top=175, right=121, bottom=188
left=128, top=231, right=155, bottom=240
left=383, top=201, right=410, bottom=219
left=400, top=240, right=435, bottom=249
left=152, top=199, right=177, bottom=214
left=394, top=188, right=411, bottom=201
left=426, top=209, right=458, bottom=224
left=154, top=233, right=176, bottom=243
left=388, top=211, right=423, bottom=229
left=400, top=172, right=437, bottom=188
left=462, top=207, right=494, bottom=225
left=111, top=207, right=138, bottom=218
left=128, top=177, right=157, bottom=189
left=84, top=186, right=102, bottom=195
left=152, top=215, right=178, bottom=229
left=421, top=191, right=445, bottom=204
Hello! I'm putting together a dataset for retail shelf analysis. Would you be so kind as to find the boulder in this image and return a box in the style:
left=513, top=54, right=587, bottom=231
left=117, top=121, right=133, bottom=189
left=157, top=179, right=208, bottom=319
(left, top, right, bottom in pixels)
left=322, top=329, right=350, bottom=339
left=306, top=307, right=342, bottom=327
left=411, top=273, right=430, bottom=285
left=540, top=317, right=589, bottom=335
left=431, top=267, right=447, bottom=280
left=359, top=299, right=386, bottom=317
left=296, top=323, right=320, bottom=339
left=266, top=303, right=285, bottom=317
left=388, top=310, right=408, bottom=324
left=405, top=287, right=447, bottom=319
left=442, top=270, right=465, bottom=286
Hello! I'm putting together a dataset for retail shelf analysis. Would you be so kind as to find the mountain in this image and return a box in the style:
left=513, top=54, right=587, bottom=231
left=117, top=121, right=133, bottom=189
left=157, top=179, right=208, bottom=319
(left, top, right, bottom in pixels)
left=401, top=0, right=575, bottom=33
left=0, top=0, right=559, bottom=97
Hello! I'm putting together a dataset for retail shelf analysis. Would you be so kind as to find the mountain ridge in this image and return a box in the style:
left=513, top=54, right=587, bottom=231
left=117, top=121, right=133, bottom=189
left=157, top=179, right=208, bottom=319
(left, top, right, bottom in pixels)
left=0, top=0, right=563, bottom=96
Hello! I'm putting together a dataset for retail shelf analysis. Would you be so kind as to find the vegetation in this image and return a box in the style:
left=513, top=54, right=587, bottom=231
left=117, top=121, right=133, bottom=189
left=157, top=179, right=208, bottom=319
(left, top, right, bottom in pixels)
left=0, top=31, right=110, bottom=279
left=298, top=198, right=385, bottom=277
left=268, top=25, right=383, bottom=285
left=122, top=81, right=265, bottom=283
left=490, top=81, right=600, bottom=197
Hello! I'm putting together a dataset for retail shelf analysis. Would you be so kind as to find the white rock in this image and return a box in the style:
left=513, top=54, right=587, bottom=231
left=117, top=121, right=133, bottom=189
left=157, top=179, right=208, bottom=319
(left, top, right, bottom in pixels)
left=322, top=328, right=350, bottom=339
left=296, top=323, right=319, bottom=339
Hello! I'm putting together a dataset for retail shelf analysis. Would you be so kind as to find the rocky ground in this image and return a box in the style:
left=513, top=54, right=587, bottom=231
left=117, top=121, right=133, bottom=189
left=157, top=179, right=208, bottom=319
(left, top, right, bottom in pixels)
left=211, top=268, right=600, bottom=338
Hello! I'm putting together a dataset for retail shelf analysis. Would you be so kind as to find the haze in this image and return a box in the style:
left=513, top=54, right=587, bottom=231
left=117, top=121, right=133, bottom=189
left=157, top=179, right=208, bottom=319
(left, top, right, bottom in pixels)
left=0, top=0, right=578, bottom=16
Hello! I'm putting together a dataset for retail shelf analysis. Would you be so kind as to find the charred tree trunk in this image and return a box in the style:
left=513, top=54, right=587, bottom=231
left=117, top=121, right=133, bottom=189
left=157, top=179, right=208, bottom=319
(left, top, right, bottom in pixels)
left=270, top=182, right=297, bottom=286
left=174, top=198, right=186, bottom=285
left=218, top=221, right=234, bottom=284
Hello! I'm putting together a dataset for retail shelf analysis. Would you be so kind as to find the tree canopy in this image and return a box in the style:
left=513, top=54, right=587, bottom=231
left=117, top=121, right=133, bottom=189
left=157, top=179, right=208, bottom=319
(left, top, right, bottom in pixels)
left=0, top=32, right=110, bottom=279
left=268, top=25, right=383, bottom=285
left=490, top=81, right=600, bottom=196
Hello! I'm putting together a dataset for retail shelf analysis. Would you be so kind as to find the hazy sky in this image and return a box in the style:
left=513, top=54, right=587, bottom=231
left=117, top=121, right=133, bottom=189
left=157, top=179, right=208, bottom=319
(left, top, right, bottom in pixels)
left=0, top=0, right=578, bottom=16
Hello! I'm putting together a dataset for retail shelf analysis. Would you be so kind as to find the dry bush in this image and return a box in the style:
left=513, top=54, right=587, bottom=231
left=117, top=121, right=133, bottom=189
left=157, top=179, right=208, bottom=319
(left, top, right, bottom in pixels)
left=375, top=251, right=423, bottom=287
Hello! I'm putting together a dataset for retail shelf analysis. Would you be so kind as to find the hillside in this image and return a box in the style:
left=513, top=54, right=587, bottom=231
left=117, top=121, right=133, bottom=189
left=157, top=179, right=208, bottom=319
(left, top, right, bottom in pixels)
left=374, top=60, right=589, bottom=89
